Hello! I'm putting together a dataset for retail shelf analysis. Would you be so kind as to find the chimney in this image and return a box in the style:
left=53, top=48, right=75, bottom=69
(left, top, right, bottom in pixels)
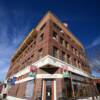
left=63, top=22, right=68, bottom=28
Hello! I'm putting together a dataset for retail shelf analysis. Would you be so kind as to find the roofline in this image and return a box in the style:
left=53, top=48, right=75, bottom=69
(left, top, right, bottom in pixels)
left=12, top=11, right=85, bottom=62
left=12, top=29, right=37, bottom=61
left=36, top=11, right=84, bottom=49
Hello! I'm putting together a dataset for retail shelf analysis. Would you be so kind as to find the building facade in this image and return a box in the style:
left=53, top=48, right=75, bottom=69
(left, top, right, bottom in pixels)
left=7, top=12, right=98, bottom=100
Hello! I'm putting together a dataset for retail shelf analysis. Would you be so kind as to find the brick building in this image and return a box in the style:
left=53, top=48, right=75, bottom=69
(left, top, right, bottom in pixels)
left=6, top=11, right=98, bottom=100
left=94, top=78, right=100, bottom=95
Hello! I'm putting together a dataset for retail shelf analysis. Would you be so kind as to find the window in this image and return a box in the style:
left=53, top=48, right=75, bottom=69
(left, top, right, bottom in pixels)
left=25, top=80, right=34, bottom=99
left=71, top=46, right=75, bottom=54
left=33, top=41, right=36, bottom=45
left=66, top=42, right=70, bottom=50
left=53, top=22, right=62, bottom=31
left=78, top=61, right=82, bottom=68
left=52, top=47, right=59, bottom=58
left=75, top=49, right=79, bottom=56
left=63, top=78, right=72, bottom=98
left=40, top=23, right=46, bottom=31
left=38, top=48, right=43, bottom=59
left=67, top=55, right=72, bottom=64
left=67, top=35, right=71, bottom=40
left=61, top=52, right=66, bottom=61
left=74, top=58, right=78, bottom=67
left=40, top=33, right=44, bottom=41
left=60, top=37, right=65, bottom=46
left=31, top=54, right=34, bottom=58
left=52, top=31, right=58, bottom=40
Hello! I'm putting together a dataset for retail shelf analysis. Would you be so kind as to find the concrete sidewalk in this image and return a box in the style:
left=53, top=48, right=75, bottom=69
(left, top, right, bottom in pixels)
left=0, top=95, right=100, bottom=100
left=7, top=96, right=27, bottom=100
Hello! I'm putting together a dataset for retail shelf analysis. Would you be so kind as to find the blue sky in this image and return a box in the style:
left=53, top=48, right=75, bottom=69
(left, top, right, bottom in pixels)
left=0, top=0, right=100, bottom=80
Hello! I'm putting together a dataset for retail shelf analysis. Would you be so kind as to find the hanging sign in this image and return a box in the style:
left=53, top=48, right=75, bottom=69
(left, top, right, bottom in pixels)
left=30, top=66, right=37, bottom=72
left=62, top=66, right=70, bottom=77
left=63, top=71, right=70, bottom=78
left=29, top=66, right=37, bottom=77
left=28, top=72, right=36, bottom=77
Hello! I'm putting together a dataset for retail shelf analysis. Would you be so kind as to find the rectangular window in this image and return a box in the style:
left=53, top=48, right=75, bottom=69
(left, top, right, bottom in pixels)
left=61, top=52, right=66, bottom=61
left=52, top=47, right=59, bottom=58
left=66, top=42, right=70, bottom=50
left=52, top=31, right=58, bottom=40
left=67, top=55, right=72, bottom=64
left=76, top=49, right=79, bottom=56
left=38, top=48, right=43, bottom=59
left=40, top=33, right=44, bottom=41
left=40, top=23, right=46, bottom=31
left=60, top=37, right=65, bottom=46
left=25, top=80, right=34, bottom=99
left=71, top=46, right=75, bottom=54
left=78, top=61, right=81, bottom=68
left=74, top=58, right=78, bottom=67
left=53, top=22, right=62, bottom=31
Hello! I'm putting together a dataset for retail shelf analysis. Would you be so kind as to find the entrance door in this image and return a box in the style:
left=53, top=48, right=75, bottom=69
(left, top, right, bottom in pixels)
left=42, top=80, right=55, bottom=100
left=46, top=80, right=52, bottom=100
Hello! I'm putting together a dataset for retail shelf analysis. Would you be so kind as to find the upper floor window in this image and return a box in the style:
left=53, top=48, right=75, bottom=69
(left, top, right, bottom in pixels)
left=71, top=46, right=75, bottom=54
left=40, top=33, right=44, bottom=41
left=52, top=47, right=59, bottom=58
left=38, top=48, right=43, bottom=59
left=61, top=52, right=66, bottom=61
left=73, top=58, right=78, bottom=67
left=53, top=22, right=62, bottom=31
left=40, top=23, right=46, bottom=31
left=75, top=49, right=79, bottom=56
left=78, top=61, right=81, bottom=68
left=60, top=37, right=65, bottom=46
left=52, top=31, right=58, bottom=40
left=67, top=54, right=72, bottom=64
left=65, top=42, right=70, bottom=50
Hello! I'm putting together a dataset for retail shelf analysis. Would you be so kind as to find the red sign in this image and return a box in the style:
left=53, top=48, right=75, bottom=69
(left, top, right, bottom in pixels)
left=60, top=66, right=69, bottom=72
left=30, top=66, right=37, bottom=72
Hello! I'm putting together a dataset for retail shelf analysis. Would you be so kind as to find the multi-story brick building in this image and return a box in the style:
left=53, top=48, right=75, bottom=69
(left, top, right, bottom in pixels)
left=6, top=11, right=98, bottom=100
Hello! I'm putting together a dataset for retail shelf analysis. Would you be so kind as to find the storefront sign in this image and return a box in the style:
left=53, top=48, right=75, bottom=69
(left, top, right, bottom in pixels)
left=36, top=74, right=63, bottom=79
left=63, top=71, right=70, bottom=78
left=28, top=72, right=36, bottom=77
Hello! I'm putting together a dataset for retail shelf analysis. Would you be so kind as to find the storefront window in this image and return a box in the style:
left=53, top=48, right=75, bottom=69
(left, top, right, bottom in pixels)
left=72, top=81, right=92, bottom=98
left=25, top=80, right=34, bottom=99
left=64, top=78, right=72, bottom=98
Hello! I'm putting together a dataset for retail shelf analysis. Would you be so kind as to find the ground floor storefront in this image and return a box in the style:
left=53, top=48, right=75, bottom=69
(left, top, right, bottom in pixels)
left=7, top=56, right=100, bottom=100
left=7, top=67, right=99, bottom=100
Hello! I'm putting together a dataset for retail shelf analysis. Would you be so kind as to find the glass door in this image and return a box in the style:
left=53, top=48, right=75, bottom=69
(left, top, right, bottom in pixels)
left=46, top=80, right=52, bottom=100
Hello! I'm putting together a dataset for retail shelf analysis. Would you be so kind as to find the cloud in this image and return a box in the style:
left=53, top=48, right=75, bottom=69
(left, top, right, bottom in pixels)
left=0, top=7, right=31, bottom=80
left=86, top=36, right=100, bottom=77
left=88, top=57, right=100, bottom=77
left=87, top=36, right=100, bottom=49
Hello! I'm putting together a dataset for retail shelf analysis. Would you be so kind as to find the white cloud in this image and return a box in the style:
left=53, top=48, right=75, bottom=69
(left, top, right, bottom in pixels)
left=89, top=58, right=100, bottom=68
left=0, top=7, right=31, bottom=80
left=88, top=55, right=100, bottom=77
left=87, top=36, right=100, bottom=49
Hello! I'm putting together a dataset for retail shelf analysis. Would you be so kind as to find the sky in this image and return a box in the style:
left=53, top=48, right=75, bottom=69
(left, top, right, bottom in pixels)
left=0, top=0, right=100, bottom=80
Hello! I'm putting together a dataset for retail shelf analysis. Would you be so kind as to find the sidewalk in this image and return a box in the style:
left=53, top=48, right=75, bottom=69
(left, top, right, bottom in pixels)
left=7, top=96, right=27, bottom=100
